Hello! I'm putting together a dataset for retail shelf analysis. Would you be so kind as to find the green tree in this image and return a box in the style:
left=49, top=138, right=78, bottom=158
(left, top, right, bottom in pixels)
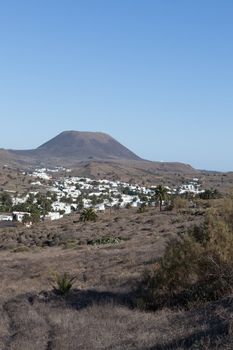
left=26, top=193, right=35, bottom=206
left=199, top=189, right=220, bottom=200
left=22, top=214, right=31, bottom=224
left=154, top=185, right=169, bottom=211
left=76, top=196, right=84, bottom=211
left=31, top=208, right=41, bottom=223
left=90, top=195, right=98, bottom=206
left=36, top=193, right=52, bottom=216
left=0, top=192, right=13, bottom=212
left=51, top=192, right=58, bottom=202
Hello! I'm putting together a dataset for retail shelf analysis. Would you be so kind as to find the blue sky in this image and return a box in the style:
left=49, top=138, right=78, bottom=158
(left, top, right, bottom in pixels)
left=0, top=0, right=232, bottom=171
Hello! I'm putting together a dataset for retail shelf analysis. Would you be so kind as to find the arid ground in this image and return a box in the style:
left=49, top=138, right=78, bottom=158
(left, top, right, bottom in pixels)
left=0, top=206, right=233, bottom=349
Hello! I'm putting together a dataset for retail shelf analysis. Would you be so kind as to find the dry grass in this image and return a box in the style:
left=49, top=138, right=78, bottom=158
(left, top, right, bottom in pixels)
left=0, top=208, right=197, bottom=296
left=0, top=205, right=233, bottom=348
left=1, top=290, right=233, bottom=349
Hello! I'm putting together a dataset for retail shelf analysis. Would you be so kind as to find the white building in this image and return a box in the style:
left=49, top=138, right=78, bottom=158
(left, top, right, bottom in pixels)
left=12, top=211, right=31, bottom=222
left=0, top=213, right=13, bottom=221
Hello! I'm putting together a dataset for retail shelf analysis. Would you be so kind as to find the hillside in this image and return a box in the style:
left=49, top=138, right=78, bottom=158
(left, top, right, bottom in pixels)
left=37, top=131, right=142, bottom=161
left=0, top=207, right=232, bottom=349
left=71, top=159, right=196, bottom=184
left=0, top=131, right=196, bottom=177
left=9, top=131, right=142, bottom=162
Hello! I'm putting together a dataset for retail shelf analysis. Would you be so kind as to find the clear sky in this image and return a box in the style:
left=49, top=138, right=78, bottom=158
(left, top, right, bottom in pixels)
left=0, top=0, right=232, bottom=171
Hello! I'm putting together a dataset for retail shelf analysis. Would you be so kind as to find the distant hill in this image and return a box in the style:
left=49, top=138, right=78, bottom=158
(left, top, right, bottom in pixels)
left=9, top=131, right=141, bottom=163
left=0, top=131, right=196, bottom=178
left=36, top=131, right=142, bottom=161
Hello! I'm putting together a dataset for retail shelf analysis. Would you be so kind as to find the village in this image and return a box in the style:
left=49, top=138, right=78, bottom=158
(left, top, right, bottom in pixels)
left=0, top=167, right=205, bottom=225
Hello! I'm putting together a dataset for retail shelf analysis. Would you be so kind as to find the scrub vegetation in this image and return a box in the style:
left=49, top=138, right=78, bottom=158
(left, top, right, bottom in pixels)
left=1, top=178, right=233, bottom=348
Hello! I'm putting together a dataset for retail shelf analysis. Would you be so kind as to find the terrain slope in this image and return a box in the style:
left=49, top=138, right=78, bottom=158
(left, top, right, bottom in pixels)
left=1, top=131, right=195, bottom=177
left=0, top=208, right=232, bottom=349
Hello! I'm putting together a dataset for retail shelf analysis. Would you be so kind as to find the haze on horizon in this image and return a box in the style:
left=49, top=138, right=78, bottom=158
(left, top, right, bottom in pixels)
left=0, top=0, right=232, bottom=172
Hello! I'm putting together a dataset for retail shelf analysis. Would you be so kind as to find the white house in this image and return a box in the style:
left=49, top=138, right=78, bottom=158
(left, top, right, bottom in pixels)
left=95, top=203, right=105, bottom=211
left=51, top=202, right=72, bottom=214
left=46, top=212, right=63, bottom=221
left=0, top=213, right=13, bottom=221
left=12, top=211, right=31, bottom=222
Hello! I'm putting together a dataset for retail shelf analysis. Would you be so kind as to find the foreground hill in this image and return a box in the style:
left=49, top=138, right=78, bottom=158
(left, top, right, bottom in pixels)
left=0, top=207, right=232, bottom=349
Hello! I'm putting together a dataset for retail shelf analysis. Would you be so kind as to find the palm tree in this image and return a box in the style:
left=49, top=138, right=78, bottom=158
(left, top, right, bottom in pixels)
left=154, top=185, right=168, bottom=211
left=79, top=208, right=98, bottom=222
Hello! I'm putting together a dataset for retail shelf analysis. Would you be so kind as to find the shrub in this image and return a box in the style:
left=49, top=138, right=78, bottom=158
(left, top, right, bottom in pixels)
left=199, top=189, right=221, bottom=200
left=22, top=214, right=31, bottom=224
left=136, top=197, right=233, bottom=310
left=87, top=236, right=128, bottom=245
left=172, top=196, right=188, bottom=210
left=137, top=203, right=147, bottom=213
left=79, top=208, right=98, bottom=222
left=53, top=272, right=77, bottom=295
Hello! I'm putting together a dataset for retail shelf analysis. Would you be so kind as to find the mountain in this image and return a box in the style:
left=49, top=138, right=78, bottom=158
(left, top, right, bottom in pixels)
left=36, top=131, right=142, bottom=161
left=0, top=131, right=196, bottom=179
left=8, top=131, right=141, bottom=163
